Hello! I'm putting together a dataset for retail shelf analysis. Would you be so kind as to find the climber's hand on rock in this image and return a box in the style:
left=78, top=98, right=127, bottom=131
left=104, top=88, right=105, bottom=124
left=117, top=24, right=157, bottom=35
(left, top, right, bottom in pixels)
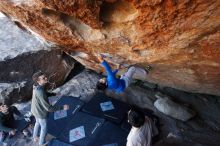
left=97, top=54, right=104, bottom=62
left=116, top=64, right=122, bottom=70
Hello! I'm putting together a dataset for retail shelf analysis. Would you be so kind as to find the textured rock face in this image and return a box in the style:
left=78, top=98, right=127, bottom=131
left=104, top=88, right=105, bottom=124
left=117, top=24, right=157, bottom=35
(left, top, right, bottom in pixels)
left=0, top=16, right=75, bottom=104
left=154, top=95, right=196, bottom=121
left=0, top=82, right=26, bottom=104
left=53, top=70, right=101, bottom=102
left=0, top=0, right=220, bottom=95
left=0, top=15, right=48, bottom=61
left=0, top=49, right=75, bottom=104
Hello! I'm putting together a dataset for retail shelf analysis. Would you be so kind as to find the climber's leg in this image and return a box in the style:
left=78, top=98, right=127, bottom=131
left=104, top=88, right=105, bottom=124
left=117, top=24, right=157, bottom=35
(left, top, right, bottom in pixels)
left=121, top=66, right=151, bottom=88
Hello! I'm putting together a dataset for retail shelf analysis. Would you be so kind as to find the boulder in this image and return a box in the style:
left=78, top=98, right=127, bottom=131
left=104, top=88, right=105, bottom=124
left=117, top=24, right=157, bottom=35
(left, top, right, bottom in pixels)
left=154, top=93, right=196, bottom=121
left=0, top=82, right=26, bottom=104
left=53, top=70, right=101, bottom=102
left=0, top=16, right=75, bottom=104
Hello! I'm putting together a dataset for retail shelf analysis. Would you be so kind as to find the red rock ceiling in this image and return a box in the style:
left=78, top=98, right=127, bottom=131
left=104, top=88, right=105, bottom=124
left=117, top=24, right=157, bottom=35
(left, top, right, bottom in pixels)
left=0, top=0, right=220, bottom=95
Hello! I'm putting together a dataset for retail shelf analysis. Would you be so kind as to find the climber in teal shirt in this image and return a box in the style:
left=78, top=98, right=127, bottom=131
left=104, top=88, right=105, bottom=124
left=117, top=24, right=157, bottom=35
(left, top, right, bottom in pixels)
left=96, top=54, right=152, bottom=93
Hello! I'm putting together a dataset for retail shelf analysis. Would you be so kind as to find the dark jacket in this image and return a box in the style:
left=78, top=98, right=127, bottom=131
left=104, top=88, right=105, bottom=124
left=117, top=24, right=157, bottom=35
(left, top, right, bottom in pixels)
left=0, top=106, right=21, bottom=132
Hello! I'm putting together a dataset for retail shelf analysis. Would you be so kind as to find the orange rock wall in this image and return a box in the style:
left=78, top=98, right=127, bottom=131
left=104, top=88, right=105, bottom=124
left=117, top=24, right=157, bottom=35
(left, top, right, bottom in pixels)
left=0, top=0, right=220, bottom=95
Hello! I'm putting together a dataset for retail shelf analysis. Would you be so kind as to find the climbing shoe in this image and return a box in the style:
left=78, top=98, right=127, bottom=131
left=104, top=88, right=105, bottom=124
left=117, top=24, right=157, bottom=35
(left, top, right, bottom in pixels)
left=145, top=65, right=152, bottom=73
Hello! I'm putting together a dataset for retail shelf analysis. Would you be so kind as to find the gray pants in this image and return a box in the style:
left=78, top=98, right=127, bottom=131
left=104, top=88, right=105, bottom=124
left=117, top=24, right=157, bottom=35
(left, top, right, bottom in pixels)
left=121, top=66, right=147, bottom=88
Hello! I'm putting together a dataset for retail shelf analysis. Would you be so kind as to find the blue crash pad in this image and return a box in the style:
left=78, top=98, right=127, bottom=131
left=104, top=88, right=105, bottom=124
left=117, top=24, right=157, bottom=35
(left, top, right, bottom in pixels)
left=88, top=122, right=129, bottom=146
left=120, top=117, right=132, bottom=132
left=48, top=96, right=84, bottom=137
left=58, top=112, right=105, bottom=146
left=82, top=93, right=130, bottom=124
left=48, top=139, right=73, bottom=146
